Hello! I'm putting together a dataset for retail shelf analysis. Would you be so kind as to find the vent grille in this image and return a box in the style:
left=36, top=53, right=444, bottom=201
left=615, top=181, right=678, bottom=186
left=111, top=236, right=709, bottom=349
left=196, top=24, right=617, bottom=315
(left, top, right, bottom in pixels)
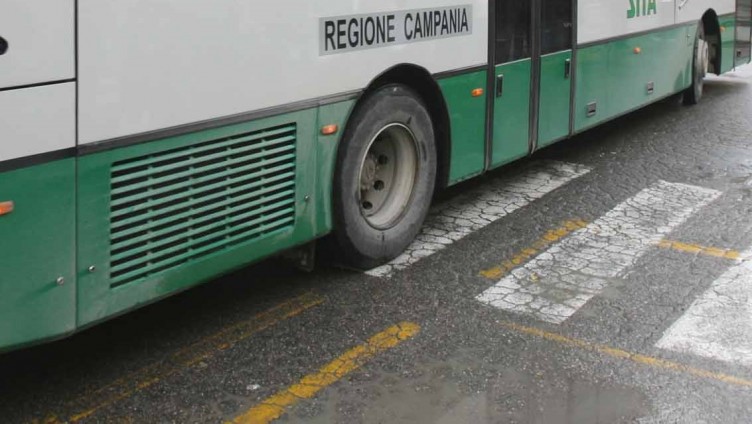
left=108, top=123, right=297, bottom=287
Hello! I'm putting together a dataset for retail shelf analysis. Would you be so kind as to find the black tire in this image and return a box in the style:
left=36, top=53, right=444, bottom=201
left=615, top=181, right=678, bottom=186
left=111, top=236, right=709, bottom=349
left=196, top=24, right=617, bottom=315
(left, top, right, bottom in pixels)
left=331, top=84, right=437, bottom=270
left=684, top=21, right=707, bottom=105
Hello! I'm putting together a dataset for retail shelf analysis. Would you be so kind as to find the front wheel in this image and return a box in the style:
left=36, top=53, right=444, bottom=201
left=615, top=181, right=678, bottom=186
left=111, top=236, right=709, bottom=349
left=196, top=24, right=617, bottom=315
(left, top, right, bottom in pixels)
left=331, top=84, right=437, bottom=270
left=684, top=21, right=708, bottom=105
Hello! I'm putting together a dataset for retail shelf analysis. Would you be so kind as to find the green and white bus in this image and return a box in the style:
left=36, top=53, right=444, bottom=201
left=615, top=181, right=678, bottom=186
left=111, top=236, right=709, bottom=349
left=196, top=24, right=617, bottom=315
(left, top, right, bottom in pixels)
left=1, top=0, right=750, bottom=351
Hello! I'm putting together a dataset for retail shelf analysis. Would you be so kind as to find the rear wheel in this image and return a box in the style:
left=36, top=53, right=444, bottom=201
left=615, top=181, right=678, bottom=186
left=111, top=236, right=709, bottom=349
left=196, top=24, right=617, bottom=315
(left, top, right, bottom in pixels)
left=332, top=84, right=437, bottom=269
left=684, top=21, right=708, bottom=105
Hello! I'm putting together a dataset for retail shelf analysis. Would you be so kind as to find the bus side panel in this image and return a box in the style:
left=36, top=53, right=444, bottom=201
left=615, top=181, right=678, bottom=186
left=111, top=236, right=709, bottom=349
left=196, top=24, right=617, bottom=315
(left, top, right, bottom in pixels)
left=575, top=25, right=692, bottom=132
left=0, top=159, right=76, bottom=351
left=578, top=0, right=675, bottom=46
left=607, top=26, right=693, bottom=116
left=438, top=70, right=487, bottom=184
left=313, top=100, right=356, bottom=235
left=574, top=43, right=611, bottom=131
left=77, top=0, right=487, bottom=145
left=676, top=0, right=736, bottom=24
left=737, top=0, right=752, bottom=67
left=720, top=14, right=737, bottom=73
left=0, top=0, right=74, bottom=89
left=76, top=110, right=318, bottom=326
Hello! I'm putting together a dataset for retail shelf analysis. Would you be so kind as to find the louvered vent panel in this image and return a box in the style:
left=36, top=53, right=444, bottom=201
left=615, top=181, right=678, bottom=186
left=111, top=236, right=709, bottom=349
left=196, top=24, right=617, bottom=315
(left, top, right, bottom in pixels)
left=108, top=123, right=297, bottom=287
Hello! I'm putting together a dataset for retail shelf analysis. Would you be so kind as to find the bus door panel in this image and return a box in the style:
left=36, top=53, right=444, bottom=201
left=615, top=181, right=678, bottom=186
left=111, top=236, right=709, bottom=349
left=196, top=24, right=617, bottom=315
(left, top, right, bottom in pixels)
left=0, top=85, right=77, bottom=350
left=737, top=0, right=752, bottom=66
left=0, top=1, right=75, bottom=89
left=491, top=0, right=533, bottom=168
left=536, top=0, right=573, bottom=148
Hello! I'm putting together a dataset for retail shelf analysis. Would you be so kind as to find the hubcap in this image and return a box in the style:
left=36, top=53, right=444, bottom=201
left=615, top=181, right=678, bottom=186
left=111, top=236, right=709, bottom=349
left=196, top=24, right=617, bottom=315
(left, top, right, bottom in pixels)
left=357, top=123, right=419, bottom=229
left=698, top=39, right=709, bottom=78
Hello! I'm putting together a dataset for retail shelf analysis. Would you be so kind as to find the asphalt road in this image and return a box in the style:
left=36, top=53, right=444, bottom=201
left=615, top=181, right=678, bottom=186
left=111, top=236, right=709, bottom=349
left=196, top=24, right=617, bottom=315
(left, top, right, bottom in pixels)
left=2, top=66, right=752, bottom=423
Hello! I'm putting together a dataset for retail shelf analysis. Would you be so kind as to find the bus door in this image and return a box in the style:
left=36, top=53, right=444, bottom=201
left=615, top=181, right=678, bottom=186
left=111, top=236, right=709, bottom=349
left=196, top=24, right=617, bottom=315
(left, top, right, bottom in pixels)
left=490, top=0, right=533, bottom=168
left=737, top=0, right=752, bottom=67
left=0, top=0, right=77, bottom=349
left=536, top=0, right=574, bottom=148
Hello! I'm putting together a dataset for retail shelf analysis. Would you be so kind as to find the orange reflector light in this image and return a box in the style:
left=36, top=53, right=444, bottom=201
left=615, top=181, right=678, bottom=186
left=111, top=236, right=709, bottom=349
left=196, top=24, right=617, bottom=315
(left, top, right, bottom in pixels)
left=633, top=47, right=642, bottom=54
left=0, top=201, right=14, bottom=216
left=471, top=88, right=484, bottom=97
left=320, top=124, right=339, bottom=135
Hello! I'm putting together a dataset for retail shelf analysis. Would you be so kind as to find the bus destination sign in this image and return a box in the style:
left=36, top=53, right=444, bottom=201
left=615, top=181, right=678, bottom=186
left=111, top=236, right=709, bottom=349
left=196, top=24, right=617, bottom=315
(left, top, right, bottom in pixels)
left=320, top=5, right=472, bottom=56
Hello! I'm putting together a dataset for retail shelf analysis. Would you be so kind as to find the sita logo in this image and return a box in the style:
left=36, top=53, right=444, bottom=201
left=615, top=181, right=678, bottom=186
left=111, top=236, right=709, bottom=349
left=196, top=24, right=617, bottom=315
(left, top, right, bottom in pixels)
left=627, top=0, right=658, bottom=18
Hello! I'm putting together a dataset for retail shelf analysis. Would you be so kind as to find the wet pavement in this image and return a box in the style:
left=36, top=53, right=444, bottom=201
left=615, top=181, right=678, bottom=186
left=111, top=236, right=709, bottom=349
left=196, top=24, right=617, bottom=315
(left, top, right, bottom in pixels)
left=2, top=66, right=752, bottom=423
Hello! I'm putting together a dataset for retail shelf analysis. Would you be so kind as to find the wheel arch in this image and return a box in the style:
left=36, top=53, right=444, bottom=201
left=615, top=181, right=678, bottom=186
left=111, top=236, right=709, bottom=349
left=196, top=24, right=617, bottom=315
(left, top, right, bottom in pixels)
left=701, top=9, right=722, bottom=75
left=344, top=63, right=452, bottom=191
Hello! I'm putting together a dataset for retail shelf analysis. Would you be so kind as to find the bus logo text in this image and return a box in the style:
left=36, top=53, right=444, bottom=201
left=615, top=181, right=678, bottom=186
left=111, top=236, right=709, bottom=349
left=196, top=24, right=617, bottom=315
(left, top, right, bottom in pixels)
left=320, top=6, right=472, bottom=56
left=628, top=0, right=658, bottom=18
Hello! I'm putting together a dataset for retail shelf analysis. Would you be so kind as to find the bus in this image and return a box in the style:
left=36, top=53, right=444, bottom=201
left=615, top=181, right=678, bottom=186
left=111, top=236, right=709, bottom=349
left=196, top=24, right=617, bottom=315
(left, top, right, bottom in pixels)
left=1, top=0, right=750, bottom=352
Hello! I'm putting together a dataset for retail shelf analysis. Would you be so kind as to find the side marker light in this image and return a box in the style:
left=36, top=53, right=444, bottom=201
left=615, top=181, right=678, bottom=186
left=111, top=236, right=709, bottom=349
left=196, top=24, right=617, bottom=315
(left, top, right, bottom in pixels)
left=321, top=124, right=339, bottom=135
left=633, top=47, right=642, bottom=54
left=0, top=201, right=14, bottom=216
left=471, top=88, right=484, bottom=97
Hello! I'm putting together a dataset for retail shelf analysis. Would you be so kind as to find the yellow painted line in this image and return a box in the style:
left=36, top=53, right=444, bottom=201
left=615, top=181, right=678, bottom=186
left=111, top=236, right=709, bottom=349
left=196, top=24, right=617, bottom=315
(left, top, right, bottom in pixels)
left=658, top=240, right=740, bottom=260
left=41, top=292, right=324, bottom=424
left=229, top=322, right=421, bottom=424
left=479, top=220, right=738, bottom=281
left=480, top=219, right=589, bottom=279
left=500, top=321, right=752, bottom=387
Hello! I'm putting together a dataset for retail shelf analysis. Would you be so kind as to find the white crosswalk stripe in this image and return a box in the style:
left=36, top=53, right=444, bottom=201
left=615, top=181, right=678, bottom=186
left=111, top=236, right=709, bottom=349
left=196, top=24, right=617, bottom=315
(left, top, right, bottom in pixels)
left=477, top=181, right=721, bottom=324
left=656, top=250, right=752, bottom=367
left=365, top=161, right=591, bottom=278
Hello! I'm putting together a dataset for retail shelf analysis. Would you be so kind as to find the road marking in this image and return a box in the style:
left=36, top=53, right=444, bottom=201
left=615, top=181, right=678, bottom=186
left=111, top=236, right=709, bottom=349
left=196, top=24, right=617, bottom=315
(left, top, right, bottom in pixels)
left=500, top=321, right=752, bottom=387
left=228, top=322, right=420, bottom=424
left=482, top=234, right=736, bottom=281
left=41, top=292, right=324, bottom=424
left=656, top=249, right=752, bottom=367
left=366, top=161, right=591, bottom=278
left=480, top=220, right=589, bottom=279
left=657, top=240, right=740, bottom=260
left=477, top=181, right=721, bottom=324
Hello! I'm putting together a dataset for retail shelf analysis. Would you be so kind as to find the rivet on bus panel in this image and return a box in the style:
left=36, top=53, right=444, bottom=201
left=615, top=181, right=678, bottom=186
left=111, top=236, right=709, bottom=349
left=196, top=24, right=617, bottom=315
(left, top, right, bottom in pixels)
left=321, top=124, right=339, bottom=135
left=0, top=201, right=14, bottom=216
left=56, top=277, right=65, bottom=286
left=471, top=88, right=484, bottom=97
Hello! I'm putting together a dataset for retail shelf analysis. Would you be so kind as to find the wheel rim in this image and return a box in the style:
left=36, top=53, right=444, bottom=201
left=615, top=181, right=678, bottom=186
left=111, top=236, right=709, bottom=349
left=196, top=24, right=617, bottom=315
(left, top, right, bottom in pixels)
left=357, top=123, right=419, bottom=229
left=698, top=38, right=709, bottom=79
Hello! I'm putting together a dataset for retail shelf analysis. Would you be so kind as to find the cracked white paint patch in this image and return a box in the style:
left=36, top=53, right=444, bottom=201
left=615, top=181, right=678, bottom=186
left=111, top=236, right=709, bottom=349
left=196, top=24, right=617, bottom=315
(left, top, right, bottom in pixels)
left=365, top=161, right=591, bottom=278
left=477, top=181, right=721, bottom=324
left=656, top=250, right=752, bottom=367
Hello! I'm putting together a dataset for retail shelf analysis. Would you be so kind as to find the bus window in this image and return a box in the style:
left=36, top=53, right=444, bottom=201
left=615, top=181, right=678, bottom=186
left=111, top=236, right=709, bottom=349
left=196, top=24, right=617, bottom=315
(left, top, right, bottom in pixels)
left=541, top=0, right=572, bottom=55
left=495, top=0, right=532, bottom=64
